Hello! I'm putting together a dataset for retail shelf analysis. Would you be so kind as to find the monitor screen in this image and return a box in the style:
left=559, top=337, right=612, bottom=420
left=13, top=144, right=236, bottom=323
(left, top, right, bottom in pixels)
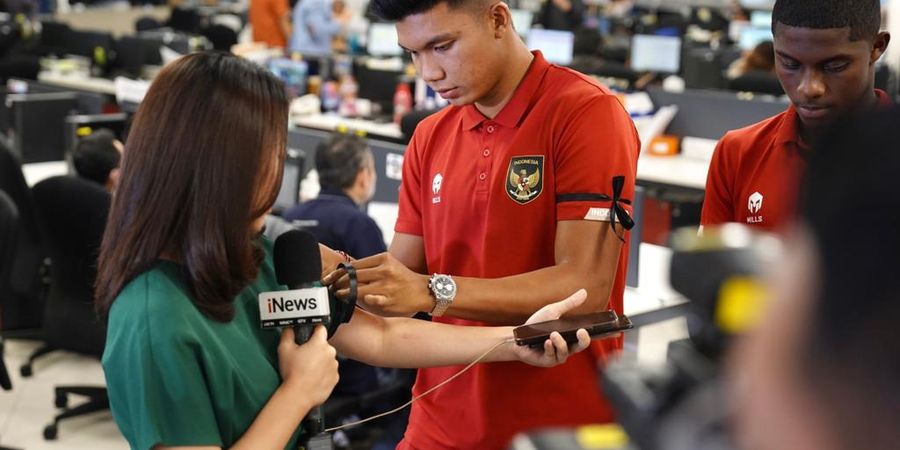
left=510, top=9, right=533, bottom=37
left=274, top=148, right=305, bottom=212
left=739, top=26, right=773, bottom=51
left=750, top=10, right=772, bottom=28
left=368, top=23, right=401, bottom=57
left=630, top=34, right=682, bottom=73
left=526, top=29, right=574, bottom=66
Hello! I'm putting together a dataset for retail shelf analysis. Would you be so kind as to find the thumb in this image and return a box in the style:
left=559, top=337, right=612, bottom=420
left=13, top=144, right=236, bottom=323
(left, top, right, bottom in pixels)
left=545, top=289, right=588, bottom=319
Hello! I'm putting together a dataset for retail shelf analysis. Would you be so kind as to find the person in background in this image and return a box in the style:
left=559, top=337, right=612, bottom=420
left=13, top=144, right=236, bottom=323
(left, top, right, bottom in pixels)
left=535, top=0, right=585, bottom=31
left=284, top=132, right=409, bottom=450
left=730, top=106, right=900, bottom=450
left=249, top=0, right=291, bottom=47
left=290, top=0, right=344, bottom=56
left=726, top=40, right=775, bottom=79
left=284, top=133, right=383, bottom=258
left=331, top=0, right=354, bottom=52
left=71, top=128, right=123, bottom=193
left=701, top=0, right=891, bottom=233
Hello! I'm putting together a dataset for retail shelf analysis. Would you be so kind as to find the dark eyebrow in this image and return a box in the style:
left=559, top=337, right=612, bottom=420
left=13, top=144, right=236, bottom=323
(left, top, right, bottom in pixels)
left=399, top=33, right=456, bottom=53
left=775, top=50, right=854, bottom=65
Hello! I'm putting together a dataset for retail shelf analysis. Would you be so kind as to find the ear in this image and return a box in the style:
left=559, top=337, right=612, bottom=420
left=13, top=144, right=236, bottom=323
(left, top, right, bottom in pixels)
left=488, top=2, right=512, bottom=39
left=871, top=32, right=890, bottom=64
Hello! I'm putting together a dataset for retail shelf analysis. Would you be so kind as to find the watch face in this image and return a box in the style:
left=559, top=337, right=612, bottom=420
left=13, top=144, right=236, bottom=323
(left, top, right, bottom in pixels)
left=432, top=275, right=456, bottom=299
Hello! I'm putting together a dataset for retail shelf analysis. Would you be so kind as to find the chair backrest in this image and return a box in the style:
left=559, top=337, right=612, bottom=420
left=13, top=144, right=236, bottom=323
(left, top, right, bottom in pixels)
left=31, top=176, right=110, bottom=356
left=203, top=24, right=238, bottom=52
left=0, top=190, right=15, bottom=390
left=729, top=71, right=785, bottom=96
left=0, top=141, right=45, bottom=331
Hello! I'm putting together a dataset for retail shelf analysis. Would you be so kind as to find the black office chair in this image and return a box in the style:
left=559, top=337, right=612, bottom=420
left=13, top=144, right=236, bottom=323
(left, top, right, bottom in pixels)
left=0, top=141, right=46, bottom=335
left=134, top=16, right=162, bottom=32
left=0, top=190, right=17, bottom=392
left=202, top=24, right=238, bottom=52
left=728, top=71, right=785, bottom=96
left=30, top=175, right=110, bottom=440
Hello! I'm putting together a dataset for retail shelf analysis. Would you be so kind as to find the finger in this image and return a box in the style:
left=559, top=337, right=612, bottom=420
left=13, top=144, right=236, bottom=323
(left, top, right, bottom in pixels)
left=544, top=289, right=588, bottom=320
left=322, top=267, right=347, bottom=285
left=549, top=331, right=569, bottom=363
left=345, top=253, right=386, bottom=270
left=572, top=328, right=591, bottom=354
left=311, top=324, right=328, bottom=342
left=280, top=327, right=295, bottom=345
left=334, top=283, right=381, bottom=300
left=361, top=294, right=389, bottom=308
left=543, top=335, right=557, bottom=363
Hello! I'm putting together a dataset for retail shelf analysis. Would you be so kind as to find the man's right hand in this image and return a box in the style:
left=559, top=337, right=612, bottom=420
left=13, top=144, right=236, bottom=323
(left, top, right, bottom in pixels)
left=278, top=326, right=339, bottom=406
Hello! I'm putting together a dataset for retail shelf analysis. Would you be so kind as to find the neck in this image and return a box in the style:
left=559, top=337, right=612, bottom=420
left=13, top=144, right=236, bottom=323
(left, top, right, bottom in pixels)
left=474, top=42, right=534, bottom=119
left=343, top=187, right=365, bottom=206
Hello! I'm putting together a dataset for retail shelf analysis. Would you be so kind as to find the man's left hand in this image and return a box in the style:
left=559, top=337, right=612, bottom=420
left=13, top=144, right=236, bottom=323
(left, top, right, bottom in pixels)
left=323, top=252, right=432, bottom=316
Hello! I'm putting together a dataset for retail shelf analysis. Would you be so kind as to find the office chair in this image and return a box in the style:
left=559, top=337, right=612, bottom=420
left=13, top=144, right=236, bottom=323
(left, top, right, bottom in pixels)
left=30, top=175, right=110, bottom=440
left=134, top=16, right=162, bottom=32
left=202, top=24, right=238, bottom=52
left=0, top=142, right=46, bottom=335
left=0, top=190, right=18, bottom=391
left=728, top=71, right=785, bottom=96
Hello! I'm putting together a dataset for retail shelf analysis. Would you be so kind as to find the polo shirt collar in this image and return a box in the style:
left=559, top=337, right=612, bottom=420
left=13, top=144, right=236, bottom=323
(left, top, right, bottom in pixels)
left=461, top=51, right=551, bottom=131
left=775, top=89, right=894, bottom=150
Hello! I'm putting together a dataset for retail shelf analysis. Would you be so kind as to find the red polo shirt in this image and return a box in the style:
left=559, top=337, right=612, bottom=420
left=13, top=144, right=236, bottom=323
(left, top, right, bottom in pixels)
left=702, top=90, right=892, bottom=232
left=395, top=51, right=640, bottom=450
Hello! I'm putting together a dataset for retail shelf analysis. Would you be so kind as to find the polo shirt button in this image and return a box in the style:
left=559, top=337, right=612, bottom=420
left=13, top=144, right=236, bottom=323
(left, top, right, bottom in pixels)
left=486, top=125, right=495, bottom=133
left=482, top=148, right=490, bottom=157
left=479, top=172, right=486, bottom=181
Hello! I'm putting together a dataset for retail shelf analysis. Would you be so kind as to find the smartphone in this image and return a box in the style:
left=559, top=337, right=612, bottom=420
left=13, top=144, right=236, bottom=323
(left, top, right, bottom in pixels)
left=513, top=310, right=633, bottom=348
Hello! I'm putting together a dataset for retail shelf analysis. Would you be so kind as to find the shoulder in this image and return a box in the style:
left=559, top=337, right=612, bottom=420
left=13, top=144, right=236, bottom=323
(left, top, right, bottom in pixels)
left=541, top=67, right=630, bottom=122
left=717, top=109, right=790, bottom=155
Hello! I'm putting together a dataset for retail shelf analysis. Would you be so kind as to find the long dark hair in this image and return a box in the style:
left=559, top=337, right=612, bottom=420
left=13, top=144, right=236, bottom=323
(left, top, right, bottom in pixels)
left=95, top=52, right=288, bottom=321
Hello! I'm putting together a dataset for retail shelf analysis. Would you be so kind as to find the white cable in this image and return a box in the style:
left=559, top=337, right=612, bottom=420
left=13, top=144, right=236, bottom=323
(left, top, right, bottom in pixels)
left=324, top=338, right=514, bottom=433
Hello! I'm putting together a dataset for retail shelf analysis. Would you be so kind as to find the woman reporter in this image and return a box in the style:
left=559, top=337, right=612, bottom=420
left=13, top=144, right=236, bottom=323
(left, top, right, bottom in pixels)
left=96, top=52, right=591, bottom=450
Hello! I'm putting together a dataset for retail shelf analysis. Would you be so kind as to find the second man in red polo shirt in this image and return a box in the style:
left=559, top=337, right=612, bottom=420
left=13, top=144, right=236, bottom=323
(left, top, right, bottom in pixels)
left=701, top=0, right=891, bottom=232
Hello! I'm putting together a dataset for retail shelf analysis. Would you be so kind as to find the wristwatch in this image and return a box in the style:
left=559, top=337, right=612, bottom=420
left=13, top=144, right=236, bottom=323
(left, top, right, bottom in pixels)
left=428, top=274, right=457, bottom=317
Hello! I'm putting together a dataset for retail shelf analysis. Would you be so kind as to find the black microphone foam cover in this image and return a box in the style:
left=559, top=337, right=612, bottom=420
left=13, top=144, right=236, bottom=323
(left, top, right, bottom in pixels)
left=273, top=229, right=322, bottom=288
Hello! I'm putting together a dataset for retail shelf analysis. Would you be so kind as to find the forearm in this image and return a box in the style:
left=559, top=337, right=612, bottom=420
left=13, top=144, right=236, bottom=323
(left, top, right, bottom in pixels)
left=229, top=383, right=313, bottom=450
left=333, top=310, right=517, bottom=368
left=448, top=263, right=613, bottom=325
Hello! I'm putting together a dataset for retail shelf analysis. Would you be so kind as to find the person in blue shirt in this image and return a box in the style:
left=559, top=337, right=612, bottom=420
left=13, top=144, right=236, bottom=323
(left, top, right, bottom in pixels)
left=285, top=133, right=384, bottom=259
left=284, top=132, right=404, bottom=449
left=290, top=0, right=344, bottom=56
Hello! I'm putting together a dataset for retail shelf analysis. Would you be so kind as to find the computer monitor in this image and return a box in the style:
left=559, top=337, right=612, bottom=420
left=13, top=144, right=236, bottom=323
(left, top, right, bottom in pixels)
left=7, top=92, right=80, bottom=163
left=750, top=10, right=772, bottom=28
left=368, top=23, right=401, bottom=57
left=510, top=9, right=533, bottom=38
left=66, top=30, right=115, bottom=66
left=268, top=58, right=308, bottom=98
left=526, top=29, right=574, bottom=66
left=739, top=26, right=773, bottom=51
left=114, top=36, right=163, bottom=77
left=354, top=59, right=405, bottom=115
left=274, top=147, right=306, bottom=213
left=630, top=34, right=682, bottom=74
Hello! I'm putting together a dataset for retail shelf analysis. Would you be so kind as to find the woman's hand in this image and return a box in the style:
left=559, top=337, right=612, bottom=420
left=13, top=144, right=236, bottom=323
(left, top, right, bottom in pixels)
left=512, top=289, right=592, bottom=368
left=278, top=325, right=339, bottom=406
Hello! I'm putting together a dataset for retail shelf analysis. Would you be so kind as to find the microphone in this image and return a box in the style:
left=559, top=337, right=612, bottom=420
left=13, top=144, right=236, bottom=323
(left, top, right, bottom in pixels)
left=259, top=229, right=331, bottom=344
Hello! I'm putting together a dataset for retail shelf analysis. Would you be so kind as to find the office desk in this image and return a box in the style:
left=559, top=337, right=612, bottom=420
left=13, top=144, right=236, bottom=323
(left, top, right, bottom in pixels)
left=293, top=114, right=404, bottom=142
left=22, top=161, right=69, bottom=186
left=636, top=154, right=710, bottom=192
left=36, top=72, right=117, bottom=95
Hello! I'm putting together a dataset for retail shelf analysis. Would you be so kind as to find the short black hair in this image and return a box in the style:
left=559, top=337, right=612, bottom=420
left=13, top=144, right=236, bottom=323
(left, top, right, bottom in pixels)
left=798, top=107, right=900, bottom=449
left=772, top=0, right=882, bottom=41
left=72, top=128, right=120, bottom=186
left=369, top=0, right=481, bottom=22
left=315, top=133, right=372, bottom=191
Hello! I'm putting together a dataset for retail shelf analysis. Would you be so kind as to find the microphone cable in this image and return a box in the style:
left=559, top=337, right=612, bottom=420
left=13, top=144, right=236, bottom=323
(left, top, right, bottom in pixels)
left=323, top=337, right=515, bottom=433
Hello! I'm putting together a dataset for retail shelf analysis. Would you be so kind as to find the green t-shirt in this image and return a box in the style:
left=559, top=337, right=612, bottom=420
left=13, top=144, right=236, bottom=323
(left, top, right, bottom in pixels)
left=102, top=241, right=302, bottom=450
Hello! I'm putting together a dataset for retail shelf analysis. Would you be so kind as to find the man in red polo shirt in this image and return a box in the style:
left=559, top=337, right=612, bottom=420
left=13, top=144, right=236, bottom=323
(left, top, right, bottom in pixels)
left=701, top=0, right=891, bottom=232
left=323, top=1, right=639, bottom=448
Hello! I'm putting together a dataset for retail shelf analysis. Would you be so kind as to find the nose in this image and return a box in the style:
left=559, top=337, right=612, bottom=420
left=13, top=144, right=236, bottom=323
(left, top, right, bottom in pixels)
left=797, top=70, right=826, bottom=100
left=416, top=54, right=445, bottom=84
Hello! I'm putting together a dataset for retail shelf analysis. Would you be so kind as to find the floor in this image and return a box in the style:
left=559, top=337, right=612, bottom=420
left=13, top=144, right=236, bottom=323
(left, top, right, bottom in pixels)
left=0, top=339, right=125, bottom=450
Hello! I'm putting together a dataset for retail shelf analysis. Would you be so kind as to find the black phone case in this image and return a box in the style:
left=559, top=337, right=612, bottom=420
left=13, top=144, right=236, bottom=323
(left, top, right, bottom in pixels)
left=513, top=314, right=634, bottom=348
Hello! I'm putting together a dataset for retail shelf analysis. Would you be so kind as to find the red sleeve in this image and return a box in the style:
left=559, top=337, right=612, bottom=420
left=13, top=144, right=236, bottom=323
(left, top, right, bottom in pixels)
left=700, top=135, right=738, bottom=226
left=555, top=95, right=640, bottom=225
left=394, top=126, right=425, bottom=236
